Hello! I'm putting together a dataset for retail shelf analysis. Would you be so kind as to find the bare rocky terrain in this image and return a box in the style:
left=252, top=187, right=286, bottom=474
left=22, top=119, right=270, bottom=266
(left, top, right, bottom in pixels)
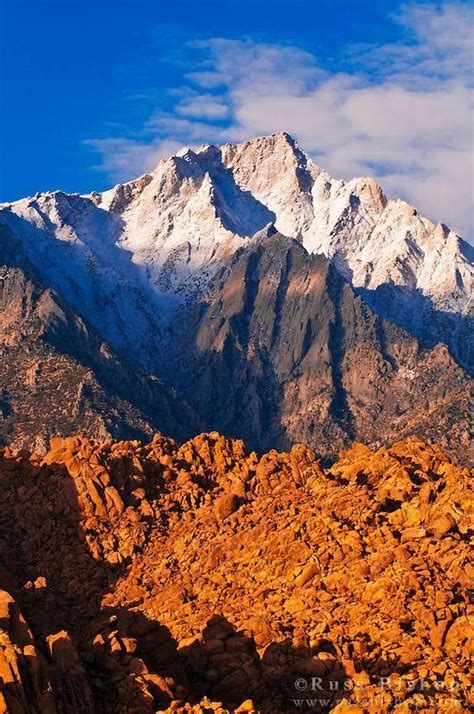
left=0, top=432, right=472, bottom=712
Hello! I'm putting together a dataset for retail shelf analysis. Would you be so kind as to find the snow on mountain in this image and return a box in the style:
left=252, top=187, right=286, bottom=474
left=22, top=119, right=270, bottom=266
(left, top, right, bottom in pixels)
left=0, top=191, right=165, bottom=369
left=1, top=132, right=472, bottom=371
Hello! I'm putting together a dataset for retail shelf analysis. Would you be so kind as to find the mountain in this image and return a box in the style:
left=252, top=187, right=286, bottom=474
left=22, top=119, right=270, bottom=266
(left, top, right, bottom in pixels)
left=0, top=132, right=472, bottom=457
left=101, top=132, right=473, bottom=371
left=0, top=433, right=471, bottom=712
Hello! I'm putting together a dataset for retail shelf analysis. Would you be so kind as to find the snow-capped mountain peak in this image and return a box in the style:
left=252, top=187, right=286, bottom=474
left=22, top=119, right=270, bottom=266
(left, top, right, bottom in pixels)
left=1, top=133, right=472, bottom=372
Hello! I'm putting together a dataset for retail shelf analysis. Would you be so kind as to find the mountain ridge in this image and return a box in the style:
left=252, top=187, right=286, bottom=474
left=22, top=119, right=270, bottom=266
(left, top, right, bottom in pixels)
left=4, top=132, right=471, bottom=368
left=0, top=221, right=200, bottom=451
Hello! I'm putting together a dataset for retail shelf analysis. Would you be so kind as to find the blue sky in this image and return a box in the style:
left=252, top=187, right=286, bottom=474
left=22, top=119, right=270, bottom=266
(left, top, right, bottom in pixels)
left=1, top=0, right=473, bottom=237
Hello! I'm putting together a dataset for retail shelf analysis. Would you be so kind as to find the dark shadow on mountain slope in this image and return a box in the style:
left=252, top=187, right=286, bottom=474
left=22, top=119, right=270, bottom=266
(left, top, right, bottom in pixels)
left=0, top=218, right=201, bottom=445
left=186, top=333, right=289, bottom=454
left=356, top=284, right=473, bottom=376
left=173, top=147, right=276, bottom=237
left=172, top=237, right=360, bottom=456
left=327, top=265, right=355, bottom=440
left=169, top=235, right=471, bottom=464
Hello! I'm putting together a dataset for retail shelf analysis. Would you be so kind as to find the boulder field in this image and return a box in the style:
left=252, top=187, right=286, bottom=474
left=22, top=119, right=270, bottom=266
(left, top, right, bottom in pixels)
left=0, top=432, right=472, bottom=712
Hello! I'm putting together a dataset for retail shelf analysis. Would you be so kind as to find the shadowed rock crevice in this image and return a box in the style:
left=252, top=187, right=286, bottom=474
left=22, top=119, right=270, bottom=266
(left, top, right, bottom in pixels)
left=232, top=248, right=262, bottom=351
left=374, top=316, right=398, bottom=372
left=326, top=267, right=355, bottom=440
left=270, top=247, right=293, bottom=350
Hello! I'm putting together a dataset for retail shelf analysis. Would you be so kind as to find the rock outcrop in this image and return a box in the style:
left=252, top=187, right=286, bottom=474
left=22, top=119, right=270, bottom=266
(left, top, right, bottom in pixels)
left=0, top=432, right=471, bottom=712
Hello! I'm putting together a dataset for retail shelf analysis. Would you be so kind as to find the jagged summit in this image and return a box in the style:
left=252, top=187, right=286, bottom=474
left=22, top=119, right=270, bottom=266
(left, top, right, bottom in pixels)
left=179, top=131, right=301, bottom=157
left=4, top=132, right=470, bottom=362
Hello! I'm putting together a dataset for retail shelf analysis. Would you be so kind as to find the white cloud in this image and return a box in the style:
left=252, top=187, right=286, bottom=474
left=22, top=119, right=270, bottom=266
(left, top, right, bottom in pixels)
left=176, top=94, right=230, bottom=120
left=87, top=2, right=474, bottom=239
left=85, top=137, right=184, bottom=180
left=385, top=2, right=474, bottom=83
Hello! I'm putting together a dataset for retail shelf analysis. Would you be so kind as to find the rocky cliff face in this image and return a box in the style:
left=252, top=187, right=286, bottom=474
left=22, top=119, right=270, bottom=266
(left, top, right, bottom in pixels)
left=0, top=433, right=471, bottom=712
left=174, top=235, right=471, bottom=460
